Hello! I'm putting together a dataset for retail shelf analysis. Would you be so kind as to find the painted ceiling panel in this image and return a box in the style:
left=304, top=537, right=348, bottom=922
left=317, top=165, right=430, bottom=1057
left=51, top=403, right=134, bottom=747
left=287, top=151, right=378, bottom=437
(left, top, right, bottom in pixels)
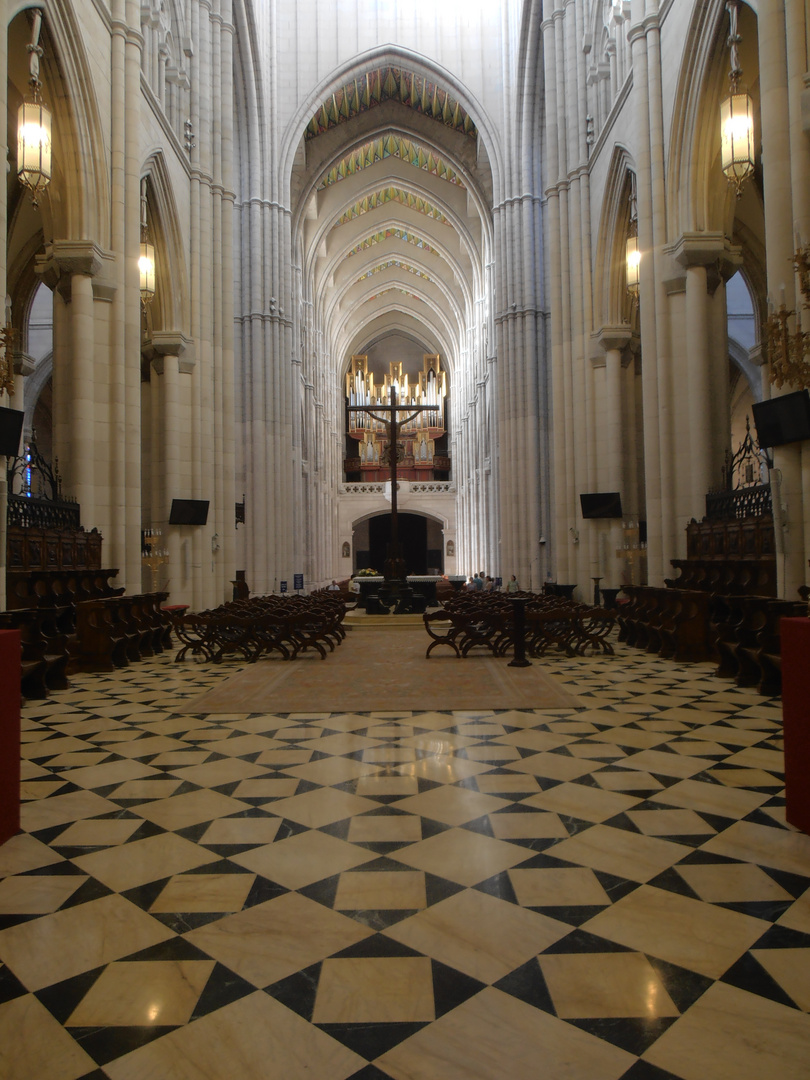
left=345, top=228, right=439, bottom=257
left=334, top=186, right=449, bottom=227
left=306, top=67, right=477, bottom=142
left=317, top=135, right=465, bottom=190
left=358, top=260, right=433, bottom=283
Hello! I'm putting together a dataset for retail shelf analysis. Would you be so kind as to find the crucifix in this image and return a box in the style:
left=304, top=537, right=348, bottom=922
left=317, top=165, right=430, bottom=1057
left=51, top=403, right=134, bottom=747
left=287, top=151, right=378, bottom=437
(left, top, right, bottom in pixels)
left=348, top=385, right=440, bottom=580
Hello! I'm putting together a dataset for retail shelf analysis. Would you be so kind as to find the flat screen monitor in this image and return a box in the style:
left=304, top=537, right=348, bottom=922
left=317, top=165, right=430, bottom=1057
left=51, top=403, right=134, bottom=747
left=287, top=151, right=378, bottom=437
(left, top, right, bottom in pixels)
left=579, top=491, right=623, bottom=519
left=752, top=390, right=810, bottom=448
left=0, top=407, right=24, bottom=457
left=169, top=498, right=210, bottom=525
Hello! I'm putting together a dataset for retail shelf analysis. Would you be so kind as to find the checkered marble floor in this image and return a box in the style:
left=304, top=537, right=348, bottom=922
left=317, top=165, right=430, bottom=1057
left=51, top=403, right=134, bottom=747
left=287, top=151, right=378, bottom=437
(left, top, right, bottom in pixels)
left=2, top=640, right=810, bottom=1080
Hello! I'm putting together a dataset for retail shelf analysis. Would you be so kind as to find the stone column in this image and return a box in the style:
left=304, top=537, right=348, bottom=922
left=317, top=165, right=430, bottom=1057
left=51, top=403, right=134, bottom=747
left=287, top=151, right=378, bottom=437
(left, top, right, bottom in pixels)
left=629, top=0, right=677, bottom=585
left=148, top=332, right=194, bottom=603
left=667, top=234, right=741, bottom=518
left=757, top=0, right=805, bottom=596
left=34, top=243, right=105, bottom=525
left=220, top=0, right=237, bottom=603
left=597, top=326, right=633, bottom=588
left=542, top=0, right=569, bottom=585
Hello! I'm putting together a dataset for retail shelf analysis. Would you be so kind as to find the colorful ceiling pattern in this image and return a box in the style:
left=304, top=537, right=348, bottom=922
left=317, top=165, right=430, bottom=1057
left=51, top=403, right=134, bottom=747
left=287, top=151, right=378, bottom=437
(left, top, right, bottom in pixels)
left=306, top=67, right=477, bottom=142
left=335, top=187, right=448, bottom=227
left=358, top=260, right=433, bottom=283
left=345, top=228, right=439, bottom=257
left=318, top=135, right=465, bottom=190
left=367, top=286, right=425, bottom=303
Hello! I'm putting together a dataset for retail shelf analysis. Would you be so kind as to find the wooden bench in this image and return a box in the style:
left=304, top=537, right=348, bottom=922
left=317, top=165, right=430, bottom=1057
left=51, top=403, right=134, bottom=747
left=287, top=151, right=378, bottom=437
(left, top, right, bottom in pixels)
left=425, top=593, right=616, bottom=661
left=171, top=594, right=349, bottom=664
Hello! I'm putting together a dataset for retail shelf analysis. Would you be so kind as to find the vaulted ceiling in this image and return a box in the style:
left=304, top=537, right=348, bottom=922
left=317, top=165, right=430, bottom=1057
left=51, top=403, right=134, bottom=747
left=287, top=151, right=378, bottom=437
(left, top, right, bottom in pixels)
left=292, top=64, right=493, bottom=389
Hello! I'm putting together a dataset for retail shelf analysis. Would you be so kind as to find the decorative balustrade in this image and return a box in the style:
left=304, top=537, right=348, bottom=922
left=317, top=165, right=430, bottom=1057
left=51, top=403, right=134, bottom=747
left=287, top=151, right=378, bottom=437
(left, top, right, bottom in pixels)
left=8, top=492, right=81, bottom=531
left=705, top=484, right=772, bottom=521
left=340, top=481, right=455, bottom=495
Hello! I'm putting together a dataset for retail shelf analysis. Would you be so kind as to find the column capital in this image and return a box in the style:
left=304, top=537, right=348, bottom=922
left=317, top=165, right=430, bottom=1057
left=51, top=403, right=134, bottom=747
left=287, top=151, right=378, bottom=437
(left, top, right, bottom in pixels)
left=35, top=242, right=112, bottom=303
left=145, top=332, right=195, bottom=373
left=666, top=233, right=743, bottom=295
left=667, top=232, right=743, bottom=273
left=150, top=330, right=194, bottom=357
left=749, top=343, right=767, bottom=368
left=594, top=325, right=634, bottom=353
left=12, top=351, right=36, bottom=378
left=37, top=240, right=106, bottom=279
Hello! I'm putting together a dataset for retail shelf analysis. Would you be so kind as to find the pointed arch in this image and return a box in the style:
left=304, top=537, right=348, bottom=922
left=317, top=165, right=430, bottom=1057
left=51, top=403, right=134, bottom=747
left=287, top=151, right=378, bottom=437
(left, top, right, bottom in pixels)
left=592, top=144, right=637, bottom=328
left=141, top=150, right=190, bottom=334
left=8, top=0, right=111, bottom=244
left=279, top=44, right=504, bottom=208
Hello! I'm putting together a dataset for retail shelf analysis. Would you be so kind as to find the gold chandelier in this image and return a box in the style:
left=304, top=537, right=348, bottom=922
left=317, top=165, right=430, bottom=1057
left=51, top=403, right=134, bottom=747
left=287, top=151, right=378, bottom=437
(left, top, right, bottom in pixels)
left=764, top=244, right=810, bottom=390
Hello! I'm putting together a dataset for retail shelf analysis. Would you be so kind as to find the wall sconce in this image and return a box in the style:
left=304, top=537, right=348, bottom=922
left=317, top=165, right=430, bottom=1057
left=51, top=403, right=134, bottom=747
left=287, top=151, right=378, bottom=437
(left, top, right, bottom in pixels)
left=17, top=11, right=52, bottom=209
left=139, top=178, right=156, bottom=306
left=720, top=1, right=755, bottom=197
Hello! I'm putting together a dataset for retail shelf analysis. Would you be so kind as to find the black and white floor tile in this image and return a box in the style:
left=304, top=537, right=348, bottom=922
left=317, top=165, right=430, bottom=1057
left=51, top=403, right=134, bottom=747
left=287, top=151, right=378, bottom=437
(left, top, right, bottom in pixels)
left=1, top=639, right=810, bottom=1079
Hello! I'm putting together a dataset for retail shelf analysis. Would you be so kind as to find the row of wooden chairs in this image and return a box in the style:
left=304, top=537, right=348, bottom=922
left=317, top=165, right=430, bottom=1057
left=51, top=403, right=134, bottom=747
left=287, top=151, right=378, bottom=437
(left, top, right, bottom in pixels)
left=172, top=593, right=348, bottom=664
left=423, top=592, right=616, bottom=660
left=666, top=558, right=776, bottom=598
left=618, top=584, right=805, bottom=696
left=617, top=586, right=712, bottom=664
left=6, top=567, right=123, bottom=611
left=0, top=605, right=73, bottom=698
left=70, top=594, right=173, bottom=673
left=712, top=593, right=806, bottom=697
left=0, top=592, right=172, bottom=697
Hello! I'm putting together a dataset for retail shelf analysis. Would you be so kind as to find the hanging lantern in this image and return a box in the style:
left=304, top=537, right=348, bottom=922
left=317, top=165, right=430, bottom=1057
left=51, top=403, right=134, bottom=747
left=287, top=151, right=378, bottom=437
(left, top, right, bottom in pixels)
left=139, top=178, right=156, bottom=306
left=17, top=11, right=51, bottom=209
left=139, top=240, right=156, bottom=304
left=626, top=234, right=640, bottom=297
left=720, top=89, right=755, bottom=195
left=720, top=1, right=755, bottom=197
left=17, top=98, right=52, bottom=207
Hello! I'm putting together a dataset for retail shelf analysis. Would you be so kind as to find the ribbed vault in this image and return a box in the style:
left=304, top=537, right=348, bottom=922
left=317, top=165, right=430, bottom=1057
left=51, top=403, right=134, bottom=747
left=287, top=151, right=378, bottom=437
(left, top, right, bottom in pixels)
left=294, top=67, right=493, bottom=395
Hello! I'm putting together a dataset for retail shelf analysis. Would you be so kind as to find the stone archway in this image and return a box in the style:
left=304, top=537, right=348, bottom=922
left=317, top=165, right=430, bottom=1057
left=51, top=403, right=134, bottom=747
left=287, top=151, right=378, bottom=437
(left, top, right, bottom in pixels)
left=353, top=510, right=444, bottom=575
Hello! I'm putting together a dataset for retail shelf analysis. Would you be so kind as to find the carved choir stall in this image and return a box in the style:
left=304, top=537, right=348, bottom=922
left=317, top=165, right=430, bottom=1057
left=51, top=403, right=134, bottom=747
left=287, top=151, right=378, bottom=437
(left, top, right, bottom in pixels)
left=617, top=419, right=805, bottom=695
left=3, top=439, right=173, bottom=698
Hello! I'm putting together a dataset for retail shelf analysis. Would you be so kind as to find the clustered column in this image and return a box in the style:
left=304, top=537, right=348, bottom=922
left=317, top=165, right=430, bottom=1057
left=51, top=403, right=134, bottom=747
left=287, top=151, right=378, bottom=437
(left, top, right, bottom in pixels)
left=492, top=0, right=545, bottom=590
left=758, top=0, right=808, bottom=596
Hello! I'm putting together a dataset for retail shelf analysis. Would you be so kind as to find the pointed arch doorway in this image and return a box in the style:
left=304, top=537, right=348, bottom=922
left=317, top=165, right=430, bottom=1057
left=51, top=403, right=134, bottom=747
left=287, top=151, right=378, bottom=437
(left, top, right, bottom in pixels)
left=354, top=512, right=444, bottom=575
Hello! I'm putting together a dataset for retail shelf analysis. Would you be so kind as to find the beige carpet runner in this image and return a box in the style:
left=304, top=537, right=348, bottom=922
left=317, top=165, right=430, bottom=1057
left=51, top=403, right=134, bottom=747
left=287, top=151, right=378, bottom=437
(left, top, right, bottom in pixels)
left=179, top=621, right=582, bottom=713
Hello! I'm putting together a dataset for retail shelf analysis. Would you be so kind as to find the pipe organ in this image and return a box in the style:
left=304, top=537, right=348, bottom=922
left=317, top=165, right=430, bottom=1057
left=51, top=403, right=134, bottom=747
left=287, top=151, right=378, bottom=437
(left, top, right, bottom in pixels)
left=344, top=354, right=450, bottom=480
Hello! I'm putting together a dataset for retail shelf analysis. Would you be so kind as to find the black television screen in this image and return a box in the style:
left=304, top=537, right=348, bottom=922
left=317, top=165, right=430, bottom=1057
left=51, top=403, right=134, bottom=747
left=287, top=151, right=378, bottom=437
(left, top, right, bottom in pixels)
left=0, top=406, right=24, bottom=457
left=752, top=390, right=810, bottom=448
left=169, top=498, right=210, bottom=525
left=580, top=492, right=623, bottom=519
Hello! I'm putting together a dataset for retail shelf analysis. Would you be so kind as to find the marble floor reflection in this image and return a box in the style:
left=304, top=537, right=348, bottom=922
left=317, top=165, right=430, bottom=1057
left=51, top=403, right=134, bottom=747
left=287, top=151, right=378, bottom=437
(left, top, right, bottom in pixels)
left=2, top=637, right=810, bottom=1079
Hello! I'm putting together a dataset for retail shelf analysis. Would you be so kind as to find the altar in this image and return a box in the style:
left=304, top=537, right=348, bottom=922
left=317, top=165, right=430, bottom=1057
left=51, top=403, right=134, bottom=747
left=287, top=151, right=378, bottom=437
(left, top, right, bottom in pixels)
left=354, top=575, right=465, bottom=610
